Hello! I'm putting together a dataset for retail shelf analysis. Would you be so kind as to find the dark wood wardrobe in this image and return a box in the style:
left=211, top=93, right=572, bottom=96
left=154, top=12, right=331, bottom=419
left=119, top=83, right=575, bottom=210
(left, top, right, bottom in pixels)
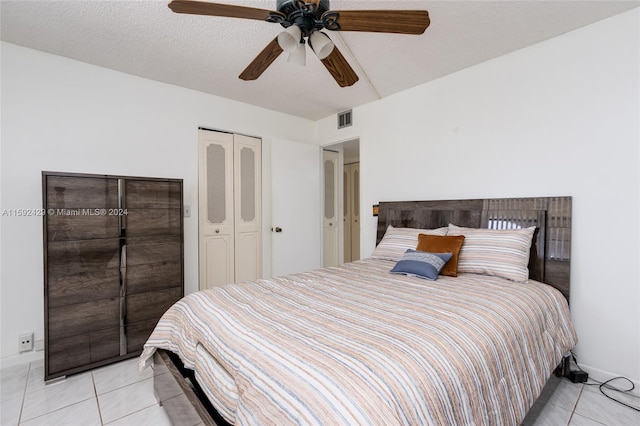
left=42, top=171, right=184, bottom=381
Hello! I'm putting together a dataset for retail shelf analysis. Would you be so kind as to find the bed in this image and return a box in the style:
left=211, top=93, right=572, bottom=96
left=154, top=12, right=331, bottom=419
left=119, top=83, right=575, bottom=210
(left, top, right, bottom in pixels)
left=139, top=196, right=577, bottom=425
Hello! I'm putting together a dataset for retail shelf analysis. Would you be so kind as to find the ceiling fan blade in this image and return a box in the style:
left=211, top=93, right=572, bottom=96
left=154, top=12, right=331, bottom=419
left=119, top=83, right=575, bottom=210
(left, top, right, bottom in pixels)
left=323, top=10, right=430, bottom=34
left=168, top=0, right=281, bottom=21
left=320, top=46, right=359, bottom=88
left=239, top=38, right=284, bottom=81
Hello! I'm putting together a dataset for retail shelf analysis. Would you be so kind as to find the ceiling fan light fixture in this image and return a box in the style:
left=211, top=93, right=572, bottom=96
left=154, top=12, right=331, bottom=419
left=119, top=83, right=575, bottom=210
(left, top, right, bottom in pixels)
left=167, top=0, right=431, bottom=87
left=287, top=41, right=306, bottom=66
left=277, top=24, right=302, bottom=52
left=309, top=31, right=334, bottom=60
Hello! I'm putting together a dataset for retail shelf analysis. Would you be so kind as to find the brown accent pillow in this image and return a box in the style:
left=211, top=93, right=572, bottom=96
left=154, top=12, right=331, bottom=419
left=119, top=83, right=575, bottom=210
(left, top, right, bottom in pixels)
left=416, top=234, right=465, bottom=277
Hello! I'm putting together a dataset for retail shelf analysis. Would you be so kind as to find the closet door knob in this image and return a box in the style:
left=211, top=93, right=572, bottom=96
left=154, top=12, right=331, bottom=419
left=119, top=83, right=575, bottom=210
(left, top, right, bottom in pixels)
left=215, top=229, right=220, bottom=234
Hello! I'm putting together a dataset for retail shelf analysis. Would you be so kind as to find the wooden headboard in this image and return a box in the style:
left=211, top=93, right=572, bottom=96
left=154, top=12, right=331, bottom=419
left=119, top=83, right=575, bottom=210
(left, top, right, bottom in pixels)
left=376, top=196, right=572, bottom=303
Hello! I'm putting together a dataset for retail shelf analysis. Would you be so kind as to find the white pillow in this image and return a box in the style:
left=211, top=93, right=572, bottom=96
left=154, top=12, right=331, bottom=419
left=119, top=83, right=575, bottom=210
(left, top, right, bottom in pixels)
left=447, top=224, right=535, bottom=283
left=371, top=225, right=448, bottom=262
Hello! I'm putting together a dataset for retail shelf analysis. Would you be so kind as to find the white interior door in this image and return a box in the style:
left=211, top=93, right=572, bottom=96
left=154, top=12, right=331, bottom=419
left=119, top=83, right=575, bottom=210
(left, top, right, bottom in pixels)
left=198, top=129, right=261, bottom=289
left=234, top=134, right=262, bottom=283
left=323, top=150, right=339, bottom=267
left=343, top=166, right=352, bottom=263
left=271, top=139, right=321, bottom=277
left=198, top=130, right=234, bottom=289
left=350, top=163, right=360, bottom=261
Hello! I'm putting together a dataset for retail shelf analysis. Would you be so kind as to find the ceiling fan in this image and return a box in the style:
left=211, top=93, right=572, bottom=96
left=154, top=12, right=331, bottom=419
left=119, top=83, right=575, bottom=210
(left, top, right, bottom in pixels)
left=168, top=0, right=430, bottom=87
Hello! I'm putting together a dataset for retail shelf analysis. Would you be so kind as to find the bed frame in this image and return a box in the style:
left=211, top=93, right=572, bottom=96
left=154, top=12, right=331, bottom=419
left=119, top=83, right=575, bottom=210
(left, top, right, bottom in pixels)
left=153, top=195, right=572, bottom=425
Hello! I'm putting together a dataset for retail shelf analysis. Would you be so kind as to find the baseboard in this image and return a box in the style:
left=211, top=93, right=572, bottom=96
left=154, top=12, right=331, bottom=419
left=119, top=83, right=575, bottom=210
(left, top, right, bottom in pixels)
left=0, top=350, right=44, bottom=370
left=579, top=363, right=640, bottom=397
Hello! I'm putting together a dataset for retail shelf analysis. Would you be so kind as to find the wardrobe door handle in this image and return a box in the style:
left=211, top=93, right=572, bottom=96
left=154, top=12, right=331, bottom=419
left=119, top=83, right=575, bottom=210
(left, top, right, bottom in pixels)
left=119, top=245, right=127, bottom=356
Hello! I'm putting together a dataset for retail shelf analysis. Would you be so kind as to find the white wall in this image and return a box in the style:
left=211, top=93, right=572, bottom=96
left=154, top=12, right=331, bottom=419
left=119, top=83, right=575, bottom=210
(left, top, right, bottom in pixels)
left=318, top=9, right=640, bottom=384
left=0, top=42, right=316, bottom=362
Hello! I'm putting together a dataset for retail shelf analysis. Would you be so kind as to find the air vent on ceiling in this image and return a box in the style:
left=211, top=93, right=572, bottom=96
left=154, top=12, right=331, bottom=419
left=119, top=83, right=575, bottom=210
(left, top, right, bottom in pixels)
left=337, top=110, right=352, bottom=129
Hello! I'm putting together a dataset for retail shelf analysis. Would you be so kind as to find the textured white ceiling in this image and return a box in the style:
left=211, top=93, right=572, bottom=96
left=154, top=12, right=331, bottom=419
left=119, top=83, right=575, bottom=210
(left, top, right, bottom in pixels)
left=2, top=0, right=638, bottom=120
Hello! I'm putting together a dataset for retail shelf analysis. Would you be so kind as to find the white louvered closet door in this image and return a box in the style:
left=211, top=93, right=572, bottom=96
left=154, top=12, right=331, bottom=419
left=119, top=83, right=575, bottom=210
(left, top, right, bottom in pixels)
left=349, top=163, right=360, bottom=261
left=343, top=166, right=352, bottom=263
left=343, top=163, right=360, bottom=263
left=323, top=150, right=339, bottom=267
left=233, top=134, right=261, bottom=283
left=198, top=129, right=261, bottom=289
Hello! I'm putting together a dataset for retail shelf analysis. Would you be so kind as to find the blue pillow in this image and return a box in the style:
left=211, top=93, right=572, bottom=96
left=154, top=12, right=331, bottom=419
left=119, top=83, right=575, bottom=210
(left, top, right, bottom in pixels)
left=389, top=249, right=453, bottom=280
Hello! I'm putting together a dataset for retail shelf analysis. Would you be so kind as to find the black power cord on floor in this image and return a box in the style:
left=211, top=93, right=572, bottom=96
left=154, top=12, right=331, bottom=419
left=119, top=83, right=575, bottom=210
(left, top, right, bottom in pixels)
left=593, top=377, right=640, bottom=412
left=569, top=352, right=640, bottom=412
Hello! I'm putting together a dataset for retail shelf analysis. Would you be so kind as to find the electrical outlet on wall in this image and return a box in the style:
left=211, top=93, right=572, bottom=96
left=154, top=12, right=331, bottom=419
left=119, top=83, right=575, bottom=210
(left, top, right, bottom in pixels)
left=19, top=332, right=34, bottom=352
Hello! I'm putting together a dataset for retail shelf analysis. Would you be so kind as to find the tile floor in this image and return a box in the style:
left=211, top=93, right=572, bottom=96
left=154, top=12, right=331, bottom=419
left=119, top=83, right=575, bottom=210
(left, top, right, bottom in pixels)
left=1, top=357, right=639, bottom=425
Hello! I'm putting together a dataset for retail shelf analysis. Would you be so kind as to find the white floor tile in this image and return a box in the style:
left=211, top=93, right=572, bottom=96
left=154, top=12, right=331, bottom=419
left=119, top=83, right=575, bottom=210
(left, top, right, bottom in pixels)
left=25, top=362, right=45, bottom=394
left=574, top=386, right=640, bottom=426
left=92, top=358, right=153, bottom=396
left=3, top=362, right=639, bottom=426
left=523, top=398, right=573, bottom=426
left=0, top=364, right=29, bottom=402
left=19, top=397, right=102, bottom=426
left=104, top=402, right=172, bottom=426
left=0, top=363, right=30, bottom=382
left=20, top=371, right=95, bottom=422
left=568, top=413, right=607, bottom=425
left=582, top=381, right=640, bottom=408
left=97, top=377, right=158, bottom=424
left=0, top=395, right=23, bottom=426
left=538, top=375, right=584, bottom=411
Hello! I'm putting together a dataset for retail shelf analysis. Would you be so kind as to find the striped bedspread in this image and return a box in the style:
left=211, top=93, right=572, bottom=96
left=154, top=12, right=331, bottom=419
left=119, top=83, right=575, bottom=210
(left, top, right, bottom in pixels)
left=139, top=258, right=577, bottom=425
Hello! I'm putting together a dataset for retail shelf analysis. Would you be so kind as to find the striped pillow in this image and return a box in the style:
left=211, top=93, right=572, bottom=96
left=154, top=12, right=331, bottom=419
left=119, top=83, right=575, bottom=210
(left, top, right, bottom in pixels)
left=390, top=250, right=453, bottom=280
left=371, top=225, right=448, bottom=262
left=447, top=224, right=535, bottom=283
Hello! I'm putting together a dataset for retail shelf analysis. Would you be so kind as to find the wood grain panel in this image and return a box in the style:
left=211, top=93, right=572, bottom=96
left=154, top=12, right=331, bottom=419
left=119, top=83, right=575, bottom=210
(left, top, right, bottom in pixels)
left=47, top=333, right=91, bottom=375
left=48, top=269, right=120, bottom=308
left=377, top=206, right=483, bottom=243
left=47, top=213, right=119, bottom=241
left=127, top=261, right=183, bottom=295
left=47, top=326, right=121, bottom=376
left=320, top=47, right=359, bottom=88
left=168, top=0, right=277, bottom=21
left=48, top=298, right=120, bottom=340
left=90, top=327, right=121, bottom=363
left=126, top=287, right=182, bottom=324
left=126, top=318, right=159, bottom=353
left=125, top=208, right=181, bottom=237
left=45, top=175, right=118, bottom=208
left=125, top=180, right=182, bottom=209
left=126, top=235, right=182, bottom=265
left=239, top=38, right=283, bottom=81
left=47, top=239, right=120, bottom=278
left=329, top=10, right=430, bottom=34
